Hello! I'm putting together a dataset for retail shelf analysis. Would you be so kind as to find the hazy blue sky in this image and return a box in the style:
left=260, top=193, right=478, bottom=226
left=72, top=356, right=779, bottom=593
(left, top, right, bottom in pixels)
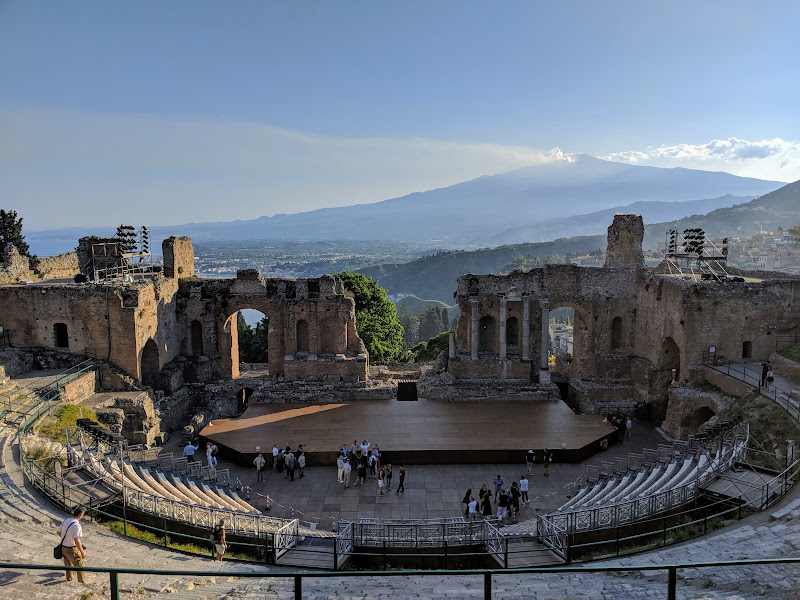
left=1, top=1, right=798, bottom=230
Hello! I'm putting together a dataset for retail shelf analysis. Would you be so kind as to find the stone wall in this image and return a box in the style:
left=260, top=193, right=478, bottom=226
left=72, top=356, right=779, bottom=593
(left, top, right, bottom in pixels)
left=661, top=383, right=733, bottom=439
left=0, top=244, right=33, bottom=283
left=60, top=371, right=97, bottom=404
left=162, top=236, right=195, bottom=279
left=770, top=352, right=800, bottom=383
left=30, top=252, right=79, bottom=279
left=702, top=367, right=752, bottom=397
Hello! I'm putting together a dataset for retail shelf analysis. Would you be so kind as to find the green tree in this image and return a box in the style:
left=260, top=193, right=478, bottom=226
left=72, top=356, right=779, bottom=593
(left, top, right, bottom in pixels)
left=441, top=307, right=450, bottom=332
left=418, top=306, right=443, bottom=341
left=335, top=272, right=404, bottom=363
left=396, top=301, right=419, bottom=350
left=0, top=209, right=30, bottom=257
left=251, top=316, right=269, bottom=362
left=237, top=312, right=254, bottom=361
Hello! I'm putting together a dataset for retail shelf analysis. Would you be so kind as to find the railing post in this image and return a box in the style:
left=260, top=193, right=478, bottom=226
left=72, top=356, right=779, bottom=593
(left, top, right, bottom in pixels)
left=383, top=541, right=387, bottom=570
left=163, top=518, right=168, bottom=547
left=484, top=572, right=492, bottom=599
left=615, top=526, right=620, bottom=556
left=738, top=497, right=742, bottom=521
left=333, top=538, right=338, bottom=571
left=109, top=570, right=119, bottom=600
left=504, top=537, right=508, bottom=569
left=667, top=566, right=677, bottom=600
left=663, top=517, right=667, bottom=546
left=294, top=574, right=302, bottom=600
left=443, top=540, right=448, bottom=570
left=703, top=516, right=707, bottom=535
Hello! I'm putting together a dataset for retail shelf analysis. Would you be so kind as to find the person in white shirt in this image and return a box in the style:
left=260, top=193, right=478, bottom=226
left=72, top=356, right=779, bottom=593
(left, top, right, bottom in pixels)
left=626, top=417, right=632, bottom=439
left=342, top=458, right=352, bottom=488
left=272, top=444, right=279, bottom=471
left=519, top=475, right=529, bottom=504
left=360, top=439, right=370, bottom=454
left=253, top=453, right=265, bottom=482
left=56, top=507, right=86, bottom=583
left=467, top=497, right=479, bottom=521
left=336, top=454, right=346, bottom=483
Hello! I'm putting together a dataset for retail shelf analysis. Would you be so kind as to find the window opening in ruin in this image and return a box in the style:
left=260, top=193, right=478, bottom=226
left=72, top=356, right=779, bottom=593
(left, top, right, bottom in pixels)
left=742, top=340, right=752, bottom=359
left=190, top=319, right=204, bottom=355
left=549, top=307, right=575, bottom=357
left=233, top=309, right=269, bottom=378
left=296, top=319, right=310, bottom=353
left=236, top=387, right=254, bottom=414
left=611, top=316, right=623, bottom=350
left=506, top=316, right=519, bottom=347
left=54, top=322, right=69, bottom=348
left=140, top=339, right=160, bottom=388
left=478, top=315, right=495, bottom=353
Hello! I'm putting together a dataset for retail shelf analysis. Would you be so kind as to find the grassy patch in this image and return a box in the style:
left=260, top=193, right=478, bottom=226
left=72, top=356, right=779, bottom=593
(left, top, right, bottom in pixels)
left=36, top=404, right=103, bottom=444
left=96, top=517, right=255, bottom=562
left=777, top=343, right=800, bottom=362
left=720, top=390, right=800, bottom=470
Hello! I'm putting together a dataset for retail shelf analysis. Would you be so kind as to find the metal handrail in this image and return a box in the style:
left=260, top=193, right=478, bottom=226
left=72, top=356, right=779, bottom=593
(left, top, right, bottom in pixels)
left=701, top=352, right=799, bottom=422
left=7, top=558, right=800, bottom=600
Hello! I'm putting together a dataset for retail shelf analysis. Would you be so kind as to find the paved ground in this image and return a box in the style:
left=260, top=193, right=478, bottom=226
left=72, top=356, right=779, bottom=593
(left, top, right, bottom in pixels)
left=163, top=423, right=665, bottom=529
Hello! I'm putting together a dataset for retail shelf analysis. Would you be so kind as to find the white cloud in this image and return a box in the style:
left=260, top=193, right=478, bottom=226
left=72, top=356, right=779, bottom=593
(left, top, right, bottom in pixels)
left=0, top=108, right=569, bottom=230
left=601, top=137, right=800, bottom=182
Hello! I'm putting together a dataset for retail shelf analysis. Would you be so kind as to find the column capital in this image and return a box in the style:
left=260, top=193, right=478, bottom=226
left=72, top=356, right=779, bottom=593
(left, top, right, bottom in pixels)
left=540, top=297, right=550, bottom=309
left=499, top=294, right=507, bottom=305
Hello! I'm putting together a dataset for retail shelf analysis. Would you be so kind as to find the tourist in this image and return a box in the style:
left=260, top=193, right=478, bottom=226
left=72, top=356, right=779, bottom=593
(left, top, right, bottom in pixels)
left=356, top=451, right=367, bottom=486
left=360, top=439, right=370, bottom=454
left=526, top=449, right=534, bottom=474
left=462, top=488, right=473, bottom=517
left=253, top=453, right=265, bottom=482
left=368, top=451, right=377, bottom=479
left=497, top=489, right=509, bottom=522
left=286, top=452, right=297, bottom=481
left=276, top=449, right=285, bottom=473
left=543, top=449, right=552, bottom=477
left=468, top=496, right=479, bottom=521
left=342, top=457, right=352, bottom=488
left=395, top=465, right=405, bottom=494
left=766, top=368, right=775, bottom=390
left=341, top=442, right=349, bottom=458
left=298, top=450, right=306, bottom=478
left=519, top=475, right=529, bottom=504
left=56, top=506, right=86, bottom=583
left=272, top=444, right=279, bottom=470
left=480, top=486, right=492, bottom=517
left=626, top=416, right=632, bottom=439
left=377, top=467, right=385, bottom=496
left=760, top=361, right=770, bottom=387
left=183, top=441, right=199, bottom=462
left=336, top=453, right=346, bottom=484
left=206, top=442, right=217, bottom=468
left=212, top=518, right=227, bottom=561
left=373, top=446, right=381, bottom=472
left=493, top=474, right=503, bottom=502
left=350, top=440, right=358, bottom=456
left=509, top=482, right=521, bottom=521
left=384, top=464, right=393, bottom=490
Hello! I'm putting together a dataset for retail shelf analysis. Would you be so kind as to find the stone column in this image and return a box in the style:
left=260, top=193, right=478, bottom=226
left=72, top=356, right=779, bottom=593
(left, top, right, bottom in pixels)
left=540, top=298, right=550, bottom=384
left=499, top=295, right=507, bottom=360
left=522, top=294, right=531, bottom=361
left=448, top=332, right=456, bottom=359
left=470, top=297, right=480, bottom=361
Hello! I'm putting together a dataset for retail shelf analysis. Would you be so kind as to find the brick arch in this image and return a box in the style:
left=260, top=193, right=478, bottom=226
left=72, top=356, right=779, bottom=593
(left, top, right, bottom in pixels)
left=220, top=303, right=278, bottom=380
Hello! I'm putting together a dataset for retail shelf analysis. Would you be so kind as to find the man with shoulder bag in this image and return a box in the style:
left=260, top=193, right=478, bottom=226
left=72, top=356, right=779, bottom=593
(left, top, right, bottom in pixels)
left=55, top=507, right=87, bottom=583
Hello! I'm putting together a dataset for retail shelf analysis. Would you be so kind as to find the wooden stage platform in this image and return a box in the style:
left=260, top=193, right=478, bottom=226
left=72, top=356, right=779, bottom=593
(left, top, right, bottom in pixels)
left=200, top=399, right=618, bottom=467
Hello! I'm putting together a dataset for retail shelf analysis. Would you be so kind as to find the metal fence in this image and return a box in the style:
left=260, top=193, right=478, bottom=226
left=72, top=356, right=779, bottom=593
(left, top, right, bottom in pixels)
left=7, top=558, right=800, bottom=600
left=702, top=352, right=800, bottom=422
